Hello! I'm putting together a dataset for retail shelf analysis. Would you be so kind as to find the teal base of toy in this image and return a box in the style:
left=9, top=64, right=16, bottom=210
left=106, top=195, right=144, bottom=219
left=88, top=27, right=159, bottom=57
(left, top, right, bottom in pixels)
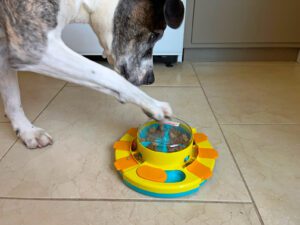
left=124, top=179, right=208, bottom=198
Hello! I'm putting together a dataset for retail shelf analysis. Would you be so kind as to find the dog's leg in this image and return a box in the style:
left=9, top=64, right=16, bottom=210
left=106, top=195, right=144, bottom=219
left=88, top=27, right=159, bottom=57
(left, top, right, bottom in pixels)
left=23, top=33, right=172, bottom=120
left=0, top=40, right=53, bottom=149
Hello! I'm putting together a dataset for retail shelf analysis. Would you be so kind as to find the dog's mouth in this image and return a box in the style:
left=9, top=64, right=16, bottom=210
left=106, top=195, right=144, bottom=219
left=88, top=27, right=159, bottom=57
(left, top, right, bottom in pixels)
left=116, top=66, right=140, bottom=86
left=116, top=65, right=136, bottom=85
left=128, top=78, right=142, bottom=87
left=127, top=76, right=155, bottom=87
left=115, top=65, right=154, bottom=87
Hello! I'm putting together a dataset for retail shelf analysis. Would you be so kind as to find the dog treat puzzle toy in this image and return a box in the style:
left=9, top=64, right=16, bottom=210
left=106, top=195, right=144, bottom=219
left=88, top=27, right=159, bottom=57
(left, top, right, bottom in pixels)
left=114, top=119, right=218, bottom=198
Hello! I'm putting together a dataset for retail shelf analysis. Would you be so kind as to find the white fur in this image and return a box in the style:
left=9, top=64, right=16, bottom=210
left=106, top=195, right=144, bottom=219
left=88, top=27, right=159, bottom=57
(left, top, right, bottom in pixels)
left=90, top=0, right=120, bottom=63
left=0, top=39, right=53, bottom=148
left=0, top=0, right=173, bottom=149
left=23, top=31, right=172, bottom=118
left=139, top=58, right=153, bottom=81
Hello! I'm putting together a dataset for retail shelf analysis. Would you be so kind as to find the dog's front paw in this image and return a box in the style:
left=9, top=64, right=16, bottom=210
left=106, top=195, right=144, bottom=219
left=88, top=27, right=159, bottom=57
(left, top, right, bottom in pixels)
left=143, top=101, right=173, bottom=121
left=18, top=127, right=53, bottom=149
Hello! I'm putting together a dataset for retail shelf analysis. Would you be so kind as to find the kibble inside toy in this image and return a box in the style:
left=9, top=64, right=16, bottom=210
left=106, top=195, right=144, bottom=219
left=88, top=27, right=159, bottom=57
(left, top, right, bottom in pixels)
left=138, top=119, right=192, bottom=153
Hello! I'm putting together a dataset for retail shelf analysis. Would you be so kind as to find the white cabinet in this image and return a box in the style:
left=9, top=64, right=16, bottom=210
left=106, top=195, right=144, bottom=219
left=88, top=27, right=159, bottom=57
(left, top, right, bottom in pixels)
left=62, top=1, right=186, bottom=62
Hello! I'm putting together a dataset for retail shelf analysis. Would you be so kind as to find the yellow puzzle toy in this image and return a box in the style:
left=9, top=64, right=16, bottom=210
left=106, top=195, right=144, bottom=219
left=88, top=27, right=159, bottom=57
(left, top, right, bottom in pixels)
left=114, top=119, right=218, bottom=198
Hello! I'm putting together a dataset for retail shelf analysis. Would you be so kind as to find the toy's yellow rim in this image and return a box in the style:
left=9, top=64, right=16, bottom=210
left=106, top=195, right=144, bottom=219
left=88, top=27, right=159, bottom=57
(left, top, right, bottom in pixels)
left=114, top=128, right=218, bottom=195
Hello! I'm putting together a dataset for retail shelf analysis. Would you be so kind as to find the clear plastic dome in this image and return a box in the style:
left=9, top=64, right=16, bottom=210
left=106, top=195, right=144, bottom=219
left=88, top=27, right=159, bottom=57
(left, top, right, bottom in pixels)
left=137, top=118, right=193, bottom=153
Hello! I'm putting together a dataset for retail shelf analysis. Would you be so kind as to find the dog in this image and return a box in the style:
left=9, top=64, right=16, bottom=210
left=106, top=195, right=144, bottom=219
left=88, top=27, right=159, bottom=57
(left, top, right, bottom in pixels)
left=0, top=0, right=184, bottom=149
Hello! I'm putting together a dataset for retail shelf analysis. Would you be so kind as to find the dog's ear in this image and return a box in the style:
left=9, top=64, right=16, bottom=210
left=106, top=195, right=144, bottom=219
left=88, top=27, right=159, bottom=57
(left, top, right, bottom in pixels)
left=164, top=0, right=184, bottom=29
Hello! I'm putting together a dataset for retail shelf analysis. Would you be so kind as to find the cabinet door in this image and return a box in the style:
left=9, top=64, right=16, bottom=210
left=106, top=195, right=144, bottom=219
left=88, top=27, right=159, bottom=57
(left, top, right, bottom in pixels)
left=192, top=0, right=300, bottom=44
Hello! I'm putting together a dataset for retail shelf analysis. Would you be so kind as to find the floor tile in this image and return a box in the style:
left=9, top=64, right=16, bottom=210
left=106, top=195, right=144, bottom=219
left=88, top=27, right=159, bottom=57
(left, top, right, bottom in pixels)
left=152, top=62, right=200, bottom=86
left=0, top=87, right=249, bottom=202
left=0, top=200, right=261, bottom=225
left=0, top=72, right=66, bottom=122
left=0, top=124, right=16, bottom=159
left=67, top=62, right=199, bottom=87
left=222, top=125, right=300, bottom=225
left=193, top=62, right=300, bottom=124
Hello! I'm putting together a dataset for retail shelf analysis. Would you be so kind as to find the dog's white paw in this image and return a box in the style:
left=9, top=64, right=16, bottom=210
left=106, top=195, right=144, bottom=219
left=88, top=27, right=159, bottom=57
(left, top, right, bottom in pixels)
left=143, top=101, right=173, bottom=121
left=18, top=127, right=53, bottom=149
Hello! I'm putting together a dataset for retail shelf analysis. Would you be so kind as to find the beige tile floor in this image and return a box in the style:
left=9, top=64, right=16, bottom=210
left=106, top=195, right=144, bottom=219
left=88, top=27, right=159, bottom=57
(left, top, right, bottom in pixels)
left=0, top=62, right=299, bottom=225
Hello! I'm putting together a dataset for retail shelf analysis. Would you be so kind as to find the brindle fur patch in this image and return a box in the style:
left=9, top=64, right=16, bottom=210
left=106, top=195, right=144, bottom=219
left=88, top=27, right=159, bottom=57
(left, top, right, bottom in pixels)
left=113, top=0, right=166, bottom=56
left=0, top=0, right=59, bottom=68
left=112, top=0, right=166, bottom=84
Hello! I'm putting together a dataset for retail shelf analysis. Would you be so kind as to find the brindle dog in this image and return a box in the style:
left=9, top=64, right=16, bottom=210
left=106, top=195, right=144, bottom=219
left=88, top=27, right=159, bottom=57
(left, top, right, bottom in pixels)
left=0, top=0, right=184, bottom=149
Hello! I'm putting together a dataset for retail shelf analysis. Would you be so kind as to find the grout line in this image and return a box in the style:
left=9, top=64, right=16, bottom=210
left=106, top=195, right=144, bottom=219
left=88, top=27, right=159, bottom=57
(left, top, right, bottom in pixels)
left=217, top=126, right=265, bottom=225
left=220, top=123, right=300, bottom=126
left=31, top=82, right=68, bottom=124
left=0, top=139, right=18, bottom=163
left=192, top=64, right=202, bottom=87
left=66, top=85, right=202, bottom=88
left=0, top=196, right=253, bottom=204
left=191, top=64, right=265, bottom=225
left=0, top=82, right=67, bottom=163
left=191, top=61, right=300, bottom=66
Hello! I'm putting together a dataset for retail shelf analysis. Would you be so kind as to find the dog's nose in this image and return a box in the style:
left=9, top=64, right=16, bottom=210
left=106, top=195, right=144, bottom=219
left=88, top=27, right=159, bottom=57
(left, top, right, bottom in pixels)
left=144, top=71, right=155, bottom=85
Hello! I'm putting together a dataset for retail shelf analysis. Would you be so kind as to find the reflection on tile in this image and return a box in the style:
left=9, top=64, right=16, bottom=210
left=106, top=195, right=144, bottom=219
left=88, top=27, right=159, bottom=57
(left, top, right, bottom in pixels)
left=0, top=72, right=66, bottom=122
left=0, top=87, right=249, bottom=201
left=152, top=62, right=200, bottom=86
left=67, top=62, right=199, bottom=87
left=193, top=62, right=300, bottom=124
left=0, top=124, right=16, bottom=158
left=0, top=200, right=261, bottom=225
left=222, top=125, right=300, bottom=225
